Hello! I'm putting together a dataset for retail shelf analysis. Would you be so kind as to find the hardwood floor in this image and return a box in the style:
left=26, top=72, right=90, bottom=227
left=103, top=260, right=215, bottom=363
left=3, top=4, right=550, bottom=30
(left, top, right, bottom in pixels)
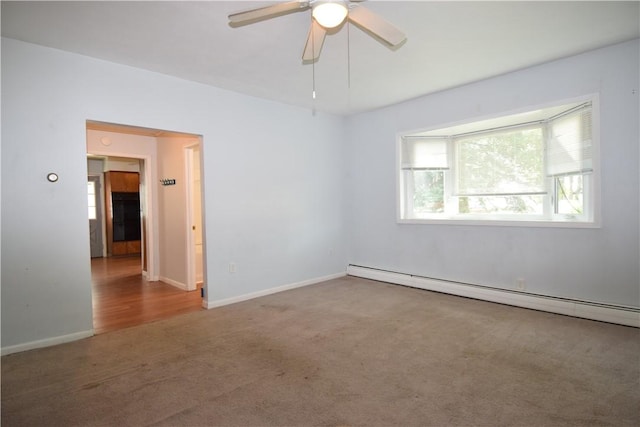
left=91, top=256, right=203, bottom=334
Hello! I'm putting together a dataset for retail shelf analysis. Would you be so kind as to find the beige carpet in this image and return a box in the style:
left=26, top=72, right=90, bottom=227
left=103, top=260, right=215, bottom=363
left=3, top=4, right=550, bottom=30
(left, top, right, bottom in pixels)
left=2, top=276, right=639, bottom=426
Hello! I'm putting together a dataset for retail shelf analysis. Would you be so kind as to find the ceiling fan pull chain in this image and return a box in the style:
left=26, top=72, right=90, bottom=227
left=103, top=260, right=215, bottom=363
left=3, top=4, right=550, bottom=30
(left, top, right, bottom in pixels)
left=312, top=14, right=317, bottom=100
left=347, top=19, right=351, bottom=90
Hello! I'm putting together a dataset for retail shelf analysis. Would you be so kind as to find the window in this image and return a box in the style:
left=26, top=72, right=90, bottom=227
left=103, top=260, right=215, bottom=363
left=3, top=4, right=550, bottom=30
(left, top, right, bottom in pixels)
left=399, top=98, right=597, bottom=226
left=88, top=181, right=97, bottom=220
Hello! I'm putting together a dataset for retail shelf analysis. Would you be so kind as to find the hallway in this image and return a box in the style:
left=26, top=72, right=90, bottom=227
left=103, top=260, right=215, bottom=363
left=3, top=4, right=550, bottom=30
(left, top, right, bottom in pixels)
left=91, top=256, right=203, bottom=334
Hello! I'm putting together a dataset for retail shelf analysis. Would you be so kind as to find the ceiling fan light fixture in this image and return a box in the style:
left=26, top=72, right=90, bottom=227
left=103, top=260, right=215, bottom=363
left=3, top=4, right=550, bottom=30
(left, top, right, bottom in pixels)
left=312, top=1, right=348, bottom=29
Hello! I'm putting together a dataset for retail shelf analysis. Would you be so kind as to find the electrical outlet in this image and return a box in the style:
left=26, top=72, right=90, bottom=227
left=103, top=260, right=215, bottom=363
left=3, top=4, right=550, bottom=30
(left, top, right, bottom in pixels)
left=516, top=278, right=526, bottom=291
left=229, top=263, right=237, bottom=274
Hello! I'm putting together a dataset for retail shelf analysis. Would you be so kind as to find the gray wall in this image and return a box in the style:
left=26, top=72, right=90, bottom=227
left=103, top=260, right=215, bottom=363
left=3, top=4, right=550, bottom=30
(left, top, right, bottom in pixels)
left=346, top=39, right=639, bottom=308
left=1, top=38, right=347, bottom=349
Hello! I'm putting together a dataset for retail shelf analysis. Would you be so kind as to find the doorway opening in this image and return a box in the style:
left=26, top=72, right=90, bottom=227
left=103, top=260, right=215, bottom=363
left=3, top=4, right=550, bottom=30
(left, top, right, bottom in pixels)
left=86, top=121, right=206, bottom=334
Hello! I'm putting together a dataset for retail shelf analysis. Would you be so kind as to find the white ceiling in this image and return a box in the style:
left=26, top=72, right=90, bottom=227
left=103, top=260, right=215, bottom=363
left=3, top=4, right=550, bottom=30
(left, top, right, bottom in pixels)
left=2, top=1, right=639, bottom=115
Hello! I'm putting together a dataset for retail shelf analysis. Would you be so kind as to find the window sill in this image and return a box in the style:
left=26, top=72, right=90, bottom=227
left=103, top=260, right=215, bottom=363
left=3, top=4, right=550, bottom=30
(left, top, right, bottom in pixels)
left=398, top=217, right=600, bottom=228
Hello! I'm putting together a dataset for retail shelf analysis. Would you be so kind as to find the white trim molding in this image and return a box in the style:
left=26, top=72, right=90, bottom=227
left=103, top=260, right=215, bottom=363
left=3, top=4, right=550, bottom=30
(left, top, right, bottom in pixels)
left=159, top=276, right=189, bottom=291
left=204, top=272, right=347, bottom=309
left=347, top=265, right=639, bottom=328
left=1, top=330, right=95, bottom=356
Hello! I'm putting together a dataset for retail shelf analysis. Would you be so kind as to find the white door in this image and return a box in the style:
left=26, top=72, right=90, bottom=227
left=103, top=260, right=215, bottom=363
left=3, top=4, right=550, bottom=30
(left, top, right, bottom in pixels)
left=192, top=147, right=204, bottom=283
left=185, top=144, right=204, bottom=291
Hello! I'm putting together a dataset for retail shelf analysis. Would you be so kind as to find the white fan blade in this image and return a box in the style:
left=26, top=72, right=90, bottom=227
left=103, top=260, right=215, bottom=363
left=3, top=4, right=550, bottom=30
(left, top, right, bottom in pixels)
left=229, top=1, right=310, bottom=24
left=348, top=6, right=406, bottom=47
left=302, top=20, right=327, bottom=62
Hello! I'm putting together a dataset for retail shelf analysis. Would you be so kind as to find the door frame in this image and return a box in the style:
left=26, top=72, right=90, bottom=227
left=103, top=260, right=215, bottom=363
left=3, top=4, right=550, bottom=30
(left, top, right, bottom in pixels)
left=87, top=150, right=157, bottom=280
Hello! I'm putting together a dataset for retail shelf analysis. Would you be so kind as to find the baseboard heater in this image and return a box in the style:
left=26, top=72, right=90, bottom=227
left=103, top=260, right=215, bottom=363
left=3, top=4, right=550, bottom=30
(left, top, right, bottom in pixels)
left=347, top=265, right=640, bottom=328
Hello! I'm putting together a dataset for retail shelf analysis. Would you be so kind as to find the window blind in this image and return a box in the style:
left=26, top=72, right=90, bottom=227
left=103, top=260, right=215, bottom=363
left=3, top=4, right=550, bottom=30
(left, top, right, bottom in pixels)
left=547, top=105, right=592, bottom=176
left=401, top=137, right=449, bottom=170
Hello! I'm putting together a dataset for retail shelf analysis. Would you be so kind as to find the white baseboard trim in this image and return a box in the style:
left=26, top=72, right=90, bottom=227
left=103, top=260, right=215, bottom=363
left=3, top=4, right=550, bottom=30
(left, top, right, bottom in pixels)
left=1, top=329, right=94, bottom=356
left=347, top=265, right=640, bottom=328
left=204, top=271, right=347, bottom=309
left=159, top=276, right=188, bottom=291
left=143, top=270, right=160, bottom=282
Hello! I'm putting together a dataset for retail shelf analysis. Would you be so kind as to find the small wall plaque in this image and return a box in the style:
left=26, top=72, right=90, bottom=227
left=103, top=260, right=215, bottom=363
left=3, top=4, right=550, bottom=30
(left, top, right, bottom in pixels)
left=160, top=179, right=176, bottom=186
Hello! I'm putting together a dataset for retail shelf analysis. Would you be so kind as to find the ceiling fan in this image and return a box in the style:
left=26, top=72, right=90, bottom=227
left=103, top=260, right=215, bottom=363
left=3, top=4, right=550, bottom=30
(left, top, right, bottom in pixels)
left=228, top=0, right=407, bottom=62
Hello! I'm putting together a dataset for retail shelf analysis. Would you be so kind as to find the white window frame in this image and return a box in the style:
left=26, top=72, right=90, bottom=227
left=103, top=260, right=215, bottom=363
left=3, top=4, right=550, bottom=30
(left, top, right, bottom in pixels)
left=397, top=95, right=601, bottom=228
left=88, top=180, right=98, bottom=220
